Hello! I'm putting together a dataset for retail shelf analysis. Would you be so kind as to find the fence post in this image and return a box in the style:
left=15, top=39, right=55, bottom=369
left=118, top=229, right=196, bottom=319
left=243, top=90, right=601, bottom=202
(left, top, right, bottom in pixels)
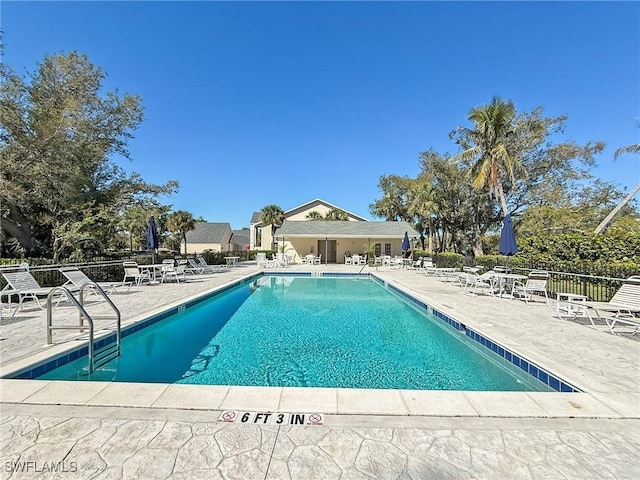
left=582, top=262, right=588, bottom=298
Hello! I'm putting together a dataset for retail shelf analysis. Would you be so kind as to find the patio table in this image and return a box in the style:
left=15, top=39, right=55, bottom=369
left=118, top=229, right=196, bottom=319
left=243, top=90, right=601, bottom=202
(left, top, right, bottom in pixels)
left=224, top=256, right=240, bottom=267
left=491, top=272, right=527, bottom=297
left=556, top=292, right=588, bottom=319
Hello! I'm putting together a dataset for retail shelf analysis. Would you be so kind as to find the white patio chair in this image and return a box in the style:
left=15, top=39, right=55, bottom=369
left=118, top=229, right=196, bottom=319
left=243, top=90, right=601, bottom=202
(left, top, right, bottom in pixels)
left=344, top=255, right=352, bottom=265
left=256, top=252, right=268, bottom=267
left=512, top=270, right=549, bottom=305
left=161, top=259, right=187, bottom=283
left=462, top=271, right=496, bottom=297
left=314, top=254, right=322, bottom=265
left=122, top=261, right=151, bottom=287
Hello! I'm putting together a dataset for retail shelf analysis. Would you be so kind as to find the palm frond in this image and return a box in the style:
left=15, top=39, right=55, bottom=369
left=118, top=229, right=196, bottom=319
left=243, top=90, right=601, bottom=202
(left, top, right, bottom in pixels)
left=614, top=143, right=640, bottom=159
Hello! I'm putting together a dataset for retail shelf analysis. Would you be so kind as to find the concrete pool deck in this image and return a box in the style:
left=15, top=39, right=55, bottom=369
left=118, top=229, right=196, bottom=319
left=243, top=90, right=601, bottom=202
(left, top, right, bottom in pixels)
left=1, top=263, right=638, bottom=478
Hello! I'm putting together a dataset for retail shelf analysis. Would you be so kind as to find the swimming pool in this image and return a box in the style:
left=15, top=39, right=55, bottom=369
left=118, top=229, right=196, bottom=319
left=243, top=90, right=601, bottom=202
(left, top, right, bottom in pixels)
left=32, top=275, right=566, bottom=392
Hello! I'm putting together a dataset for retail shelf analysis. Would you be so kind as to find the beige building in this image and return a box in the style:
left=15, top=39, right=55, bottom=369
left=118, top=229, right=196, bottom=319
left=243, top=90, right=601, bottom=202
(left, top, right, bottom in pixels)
left=250, top=198, right=418, bottom=264
left=183, top=222, right=233, bottom=254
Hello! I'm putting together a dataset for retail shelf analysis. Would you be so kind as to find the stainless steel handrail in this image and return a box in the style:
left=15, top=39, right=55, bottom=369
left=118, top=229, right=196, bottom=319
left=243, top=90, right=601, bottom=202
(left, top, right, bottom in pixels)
left=46, top=282, right=121, bottom=373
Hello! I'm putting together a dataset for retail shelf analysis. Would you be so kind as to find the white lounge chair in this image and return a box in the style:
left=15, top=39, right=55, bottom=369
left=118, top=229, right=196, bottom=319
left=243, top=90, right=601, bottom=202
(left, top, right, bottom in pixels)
left=569, top=276, right=640, bottom=335
left=512, top=270, right=549, bottom=305
left=185, top=257, right=205, bottom=275
left=59, top=266, right=124, bottom=296
left=196, top=255, right=224, bottom=272
left=1, top=270, right=68, bottom=313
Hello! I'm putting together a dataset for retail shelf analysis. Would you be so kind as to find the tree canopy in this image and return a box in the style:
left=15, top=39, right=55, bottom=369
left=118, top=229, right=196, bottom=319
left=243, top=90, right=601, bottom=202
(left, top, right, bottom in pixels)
left=371, top=99, right=636, bottom=258
left=1, top=51, right=178, bottom=259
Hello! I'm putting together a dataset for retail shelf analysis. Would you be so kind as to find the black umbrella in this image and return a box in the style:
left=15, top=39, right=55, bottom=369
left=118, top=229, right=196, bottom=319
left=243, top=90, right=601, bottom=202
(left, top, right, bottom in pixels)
left=499, top=214, right=517, bottom=269
left=147, top=216, right=159, bottom=264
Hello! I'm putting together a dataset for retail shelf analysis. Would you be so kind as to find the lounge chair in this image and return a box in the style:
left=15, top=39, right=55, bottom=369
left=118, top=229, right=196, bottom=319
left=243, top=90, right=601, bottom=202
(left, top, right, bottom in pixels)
left=512, top=270, right=549, bottom=305
left=196, top=255, right=224, bottom=272
left=185, top=257, right=205, bottom=275
left=59, top=266, right=125, bottom=296
left=1, top=269, right=68, bottom=313
left=569, top=276, right=640, bottom=335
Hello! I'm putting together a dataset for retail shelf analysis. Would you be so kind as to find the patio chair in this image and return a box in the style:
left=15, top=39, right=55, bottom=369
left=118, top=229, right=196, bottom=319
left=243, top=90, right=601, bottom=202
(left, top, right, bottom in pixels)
left=256, top=252, right=268, bottom=267
left=314, top=254, right=322, bottom=265
left=1, top=269, right=68, bottom=313
left=122, top=261, right=151, bottom=287
left=161, top=259, right=187, bottom=283
left=512, top=270, right=549, bottom=305
left=462, top=271, right=497, bottom=297
left=569, top=276, right=640, bottom=335
left=344, top=255, right=353, bottom=265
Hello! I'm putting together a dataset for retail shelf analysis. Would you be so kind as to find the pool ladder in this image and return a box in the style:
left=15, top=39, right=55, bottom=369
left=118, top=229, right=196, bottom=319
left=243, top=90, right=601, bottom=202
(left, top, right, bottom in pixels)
left=46, top=282, right=121, bottom=373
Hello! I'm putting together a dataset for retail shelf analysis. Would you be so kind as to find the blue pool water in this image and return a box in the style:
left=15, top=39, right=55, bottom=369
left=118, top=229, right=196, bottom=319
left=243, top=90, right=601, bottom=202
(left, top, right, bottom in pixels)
left=38, top=276, right=553, bottom=391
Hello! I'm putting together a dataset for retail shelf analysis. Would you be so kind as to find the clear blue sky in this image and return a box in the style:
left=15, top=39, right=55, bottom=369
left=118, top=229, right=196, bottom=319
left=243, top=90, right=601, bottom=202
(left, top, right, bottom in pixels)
left=3, top=1, right=639, bottom=229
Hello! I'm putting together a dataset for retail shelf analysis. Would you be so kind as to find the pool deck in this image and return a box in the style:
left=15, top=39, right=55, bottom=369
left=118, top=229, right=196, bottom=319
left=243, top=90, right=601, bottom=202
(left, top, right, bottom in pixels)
left=1, top=263, right=639, bottom=479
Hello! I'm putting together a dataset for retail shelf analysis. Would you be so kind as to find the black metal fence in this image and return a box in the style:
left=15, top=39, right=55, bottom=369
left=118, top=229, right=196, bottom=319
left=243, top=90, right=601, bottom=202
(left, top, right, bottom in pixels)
left=428, top=253, right=638, bottom=302
left=2, top=255, right=638, bottom=302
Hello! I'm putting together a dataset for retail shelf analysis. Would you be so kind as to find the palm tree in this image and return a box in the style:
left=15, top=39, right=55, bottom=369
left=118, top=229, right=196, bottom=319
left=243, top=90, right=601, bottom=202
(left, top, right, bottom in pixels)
left=324, top=208, right=349, bottom=220
left=407, top=178, right=437, bottom=253
left=594, top=140, right=640, bottom=233
left=167, top=210, right=195, bottom=255
left=260, top=204, right=285, bottom=249
left=453, top=97, right=525, bottom=216
left=306, top=210, right=323, bottom=220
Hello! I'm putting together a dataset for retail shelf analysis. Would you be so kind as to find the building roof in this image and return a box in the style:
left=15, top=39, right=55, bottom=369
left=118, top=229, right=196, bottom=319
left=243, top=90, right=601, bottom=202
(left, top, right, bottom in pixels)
left=276, top=220, right=418, bottom=238
left=185, top=222, right=231, bottom=243
left=231, top=229, right=250, bottom=245
left=250, top=198, right=368, bottom=225
left=250, top=211, right=262, bottom=224
left=283, top=198, right=368, bottom=221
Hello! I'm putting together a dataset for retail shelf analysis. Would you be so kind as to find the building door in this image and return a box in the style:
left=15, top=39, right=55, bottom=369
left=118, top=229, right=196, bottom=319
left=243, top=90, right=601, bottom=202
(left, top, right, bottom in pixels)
left=317, top=240, right=337, bottom=263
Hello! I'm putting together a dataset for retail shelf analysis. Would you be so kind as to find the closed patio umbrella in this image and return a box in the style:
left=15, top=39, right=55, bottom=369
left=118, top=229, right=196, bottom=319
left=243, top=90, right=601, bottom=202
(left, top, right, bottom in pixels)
left=402, top=231, right=410, bottom=256
left=147, top=216, right=159, bottom=264
left=499, top=214, right=517, bottom=269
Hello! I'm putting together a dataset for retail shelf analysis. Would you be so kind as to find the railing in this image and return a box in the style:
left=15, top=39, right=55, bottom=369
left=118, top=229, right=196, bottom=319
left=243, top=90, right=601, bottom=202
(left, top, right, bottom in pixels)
left=46, top=282, right=121, bottom=373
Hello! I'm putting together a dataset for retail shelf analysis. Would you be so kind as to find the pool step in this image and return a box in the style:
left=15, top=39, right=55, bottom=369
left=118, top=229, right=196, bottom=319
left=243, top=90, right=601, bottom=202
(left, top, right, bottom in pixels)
left=93, top=343, right=120, bottom=369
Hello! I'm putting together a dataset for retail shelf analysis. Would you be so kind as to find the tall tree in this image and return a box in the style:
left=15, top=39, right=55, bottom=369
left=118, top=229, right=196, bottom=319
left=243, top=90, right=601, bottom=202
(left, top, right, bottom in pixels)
left=167, top=210, right=194, bottom=256
left=451, top=97, right=526, bottom=216
left=369, top=175, right=413, bottom=221
left=406, top=174, right=437, bottom=253
left=0, top=51, right=178, bottom=258
left=260, top=204, right=285, bottom=249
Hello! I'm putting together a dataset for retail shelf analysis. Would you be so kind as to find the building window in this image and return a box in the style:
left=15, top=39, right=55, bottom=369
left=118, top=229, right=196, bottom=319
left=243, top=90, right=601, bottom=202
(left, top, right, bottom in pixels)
left=255, top=226, right=262, bottom=248
left=384, top=243, right=392, bottom=255
left=374, top=243, right=381, bottom=256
